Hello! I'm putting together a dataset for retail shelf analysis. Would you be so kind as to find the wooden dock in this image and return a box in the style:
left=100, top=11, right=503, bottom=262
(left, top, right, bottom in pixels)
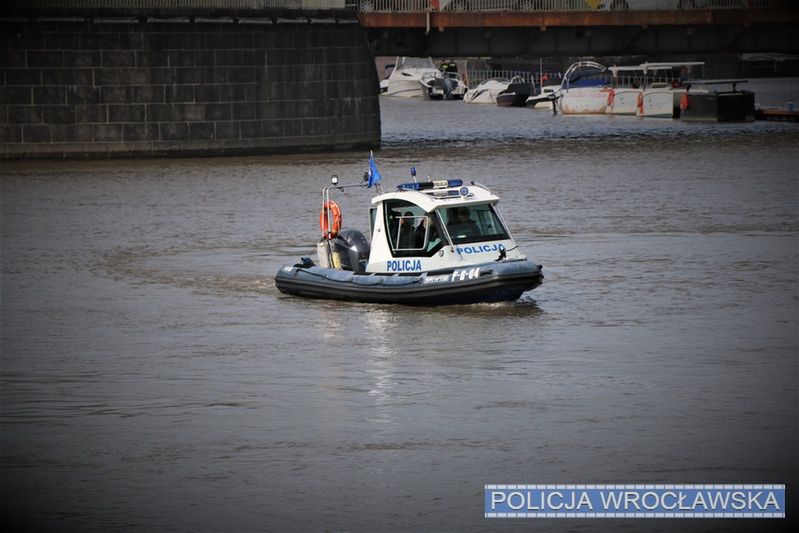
left=756, top=109, right=799, bottom=122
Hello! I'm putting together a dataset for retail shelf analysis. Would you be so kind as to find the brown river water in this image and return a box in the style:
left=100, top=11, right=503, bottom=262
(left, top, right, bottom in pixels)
left=2, top=96, right=798, bottom=532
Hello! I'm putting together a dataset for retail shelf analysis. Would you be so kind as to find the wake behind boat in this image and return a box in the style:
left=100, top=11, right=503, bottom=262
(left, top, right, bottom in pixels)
left=275, top=157, right=543, bottom=306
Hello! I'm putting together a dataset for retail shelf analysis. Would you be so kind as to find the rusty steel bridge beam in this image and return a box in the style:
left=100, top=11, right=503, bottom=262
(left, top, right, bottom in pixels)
left=358, top=9, right=797, bottom=29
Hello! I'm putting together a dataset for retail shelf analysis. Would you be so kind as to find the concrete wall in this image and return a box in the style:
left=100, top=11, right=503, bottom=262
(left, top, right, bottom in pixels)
left=0, top=12, right=381, bottom=159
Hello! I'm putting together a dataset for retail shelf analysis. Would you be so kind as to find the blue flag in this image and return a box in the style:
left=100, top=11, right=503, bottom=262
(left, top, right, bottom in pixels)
left=367, top=152, right=382, bottom=188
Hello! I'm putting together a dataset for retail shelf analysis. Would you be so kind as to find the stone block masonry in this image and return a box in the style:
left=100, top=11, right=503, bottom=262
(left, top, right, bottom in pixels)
left=0, top=12, right=381, bottom=159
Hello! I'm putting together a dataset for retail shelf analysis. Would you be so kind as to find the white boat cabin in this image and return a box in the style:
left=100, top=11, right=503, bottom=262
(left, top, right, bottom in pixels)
left=364, top=180, right=526, bottom=274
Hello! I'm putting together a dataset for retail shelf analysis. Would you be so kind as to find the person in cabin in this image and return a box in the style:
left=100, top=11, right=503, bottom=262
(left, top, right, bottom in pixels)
left=448, top=206, right=480, bottom=237
left=398, top=211, right=417, bottom=249
left=414, top=216, right=428, bottom=249
left=414, top=214, right=441, bottom=249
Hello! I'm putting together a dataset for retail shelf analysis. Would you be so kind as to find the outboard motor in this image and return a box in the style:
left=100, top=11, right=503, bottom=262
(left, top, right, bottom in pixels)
left=330, top=229, right=370, bottom=273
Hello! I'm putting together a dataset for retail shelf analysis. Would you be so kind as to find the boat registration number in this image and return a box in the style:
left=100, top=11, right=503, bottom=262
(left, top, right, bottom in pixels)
left=424, top=267, right=481, bottom=284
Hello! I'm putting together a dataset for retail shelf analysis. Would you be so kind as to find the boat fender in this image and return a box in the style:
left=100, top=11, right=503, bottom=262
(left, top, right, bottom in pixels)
left=680, top=93, right=690, bottom=111
left=331, top=251, right=342, bottom=269
left=607, top=89, right=615, bottom=107
left=637, top=92, right=644, bottom=113
left=319, top=200, right=342, bottom=239
left=316, top=241, right=331, bottom=269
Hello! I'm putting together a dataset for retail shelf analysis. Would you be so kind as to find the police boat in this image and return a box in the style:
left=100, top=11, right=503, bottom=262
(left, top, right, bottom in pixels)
left=275, top=166, right=543, bottom=306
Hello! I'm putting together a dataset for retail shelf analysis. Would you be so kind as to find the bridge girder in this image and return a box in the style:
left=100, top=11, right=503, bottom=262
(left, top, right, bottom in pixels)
left=360, top=9, right=799, bottom=58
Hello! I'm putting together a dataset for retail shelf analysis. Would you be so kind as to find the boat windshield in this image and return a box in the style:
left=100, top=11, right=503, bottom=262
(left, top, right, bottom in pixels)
left=440, top=203, right=509, bottom=245
left=397, top=57, right=436, bottom=70
left=384, top=200, right=444, bottom=257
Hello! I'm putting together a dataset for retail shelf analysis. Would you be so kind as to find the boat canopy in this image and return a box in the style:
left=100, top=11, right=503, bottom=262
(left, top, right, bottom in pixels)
left=608, top=65, right=644, bottom=75
left=640, top=61, right=705, bottom=72
left=562, top=61, right=608, bottom=88
left=372, top=180, right=500, bottom=213
left=370, top=180, right=511, bottom=257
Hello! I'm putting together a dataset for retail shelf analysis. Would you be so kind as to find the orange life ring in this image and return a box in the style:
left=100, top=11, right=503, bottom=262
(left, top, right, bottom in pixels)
left=607, top=89, right=615, bottom=107
left=636, top=92, right=644, bottom=112
left=679, top=93, right=690, bottom=111
left=319, top=200, right=342, bottom=239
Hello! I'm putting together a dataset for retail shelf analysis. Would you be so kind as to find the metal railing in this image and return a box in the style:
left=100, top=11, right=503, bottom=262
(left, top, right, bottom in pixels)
left=8, top=1, right=347, bottom=9
left=354, top=0, right=771, bottom=12
left=10, top=0, right=786, bottom=11
left=357, top=0, right=429, bottom=10
left=465, top=69, right=532, bottom=88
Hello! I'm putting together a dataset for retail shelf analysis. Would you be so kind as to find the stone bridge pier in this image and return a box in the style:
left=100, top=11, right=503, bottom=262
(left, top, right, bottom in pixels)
left=0, top=8, right=381, bottom=159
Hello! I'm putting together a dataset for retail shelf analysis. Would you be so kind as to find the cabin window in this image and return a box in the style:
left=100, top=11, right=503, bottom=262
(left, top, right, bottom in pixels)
left=441, top=203, right=509, bottom=245
left=383, top=200, right=443, bottom=257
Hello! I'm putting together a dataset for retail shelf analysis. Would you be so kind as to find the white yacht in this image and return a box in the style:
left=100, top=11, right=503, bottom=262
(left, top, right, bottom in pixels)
left=637, top=62, right=705, bottom=118
left=526, top=84, right=561, bottom=109
left=384, top=57, right=440, bottom=98
left=463, top=78, right=511, bottom=104
left=605, top=65, right=644, bottom=115
left=419, top=70, right=468, bottom=100
left=556, top=61, right=611, bottom=115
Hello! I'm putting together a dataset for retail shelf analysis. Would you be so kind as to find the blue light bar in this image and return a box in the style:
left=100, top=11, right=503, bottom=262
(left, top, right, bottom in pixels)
left=397, top=179, right=463, bottom=191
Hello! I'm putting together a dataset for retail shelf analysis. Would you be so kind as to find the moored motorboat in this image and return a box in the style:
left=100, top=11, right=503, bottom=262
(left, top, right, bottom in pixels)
left=419, top=70, right=468, bottom=101
left=636, top=62, right=704, bottom=118
left=605, top=65, right=644, bottom=115
left=526, top=84, right=560, bottom=109
left=679, top=79, right=755, bottom=122
left=556, top=61, right=611, bottom=115
left=378, top=62, right=394, bottom=94
left=444, top=71, right=468, bottom=100
left=495, top=76, right=533, bottom=108
left=275, top=157, right=544, bottom=306
left=419, top=71, right=447, bottom=100
left=463, top=78, right=511, bottom=104
left=385, top=57, right=440, bottom=98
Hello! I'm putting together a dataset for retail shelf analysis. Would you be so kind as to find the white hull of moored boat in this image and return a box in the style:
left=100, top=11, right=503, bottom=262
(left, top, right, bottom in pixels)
left=637, top=88, right=684, bottom=118
left=558, top=88, right=611, bottom=115
left=384, top=57, right=442, bottom=99
left=463, top=90, right=496, bottom=104
left=605, top=88, right=641, bottom=115
left=526, top=85, right=559, bottom=109
left=386, top=78, right=424, bottom=98
left=463, top=79, right=510, bottom=104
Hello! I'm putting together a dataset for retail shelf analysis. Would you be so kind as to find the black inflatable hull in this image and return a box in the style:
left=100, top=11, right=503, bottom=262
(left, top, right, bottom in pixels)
left=275, top=259, right=543, bottom=306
